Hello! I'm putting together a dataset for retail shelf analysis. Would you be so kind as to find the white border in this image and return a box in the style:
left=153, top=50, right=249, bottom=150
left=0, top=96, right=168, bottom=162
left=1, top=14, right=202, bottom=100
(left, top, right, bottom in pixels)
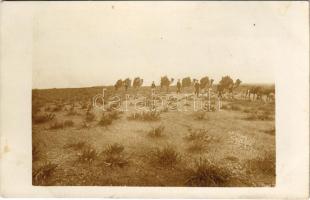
left=0, top=1, right=309, bottom=198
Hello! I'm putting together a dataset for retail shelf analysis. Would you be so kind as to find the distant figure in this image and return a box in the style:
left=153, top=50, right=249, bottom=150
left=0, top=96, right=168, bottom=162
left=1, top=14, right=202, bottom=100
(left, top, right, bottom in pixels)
left=194, top=80, right=200, bottom=97
left=151, top=81, right=156, bottom=94
left=151, top=81, right=156, bottom=89
left=124, top=82, right=129, bottom=91
left=176, top=79, right=181, bottom=94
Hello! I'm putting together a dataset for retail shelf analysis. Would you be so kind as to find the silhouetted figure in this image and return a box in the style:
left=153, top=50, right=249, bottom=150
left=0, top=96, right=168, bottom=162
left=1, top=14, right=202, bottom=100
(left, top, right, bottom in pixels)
left=177, top=79, right=181, bottom=94
left=194, top=80, right=200, bottom=97
left=151, top=81, right=156, bottom=89
left=124, top=82, right=129, bottom=91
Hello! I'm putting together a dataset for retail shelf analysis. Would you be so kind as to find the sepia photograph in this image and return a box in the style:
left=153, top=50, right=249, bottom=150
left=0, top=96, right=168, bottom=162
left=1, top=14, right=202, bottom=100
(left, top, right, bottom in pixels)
left=0, top=0, right=309, bottom=198
left=31, top=2, right=277, bottom=187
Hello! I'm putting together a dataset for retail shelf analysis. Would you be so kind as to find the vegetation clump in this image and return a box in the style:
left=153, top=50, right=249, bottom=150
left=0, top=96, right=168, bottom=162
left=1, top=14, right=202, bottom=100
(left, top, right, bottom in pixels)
left=76, top=145, right=98, bottom=164
left=193, top=110, right=207, bottom=120
left=245, top=152, right=275, bottom=176
left=33, top=113, right=55, bottom=124
left=148, top=125, right=165, bottom=138
left=246, top=110, right=272, bottom=121
left=98, top=111, right=122, bottom=127
left=149, top=145, right=181, bottom=169
left=101, top=143, right=128, bottom=168
left=85, top=111, right=96, bottom=122
left=185, top=158, right=231, bottom=187
left=127, top=110, right=160, bottom=121
left=49, top=120, right=74, bottom=129
left=33, top=162, right=58, bottom=186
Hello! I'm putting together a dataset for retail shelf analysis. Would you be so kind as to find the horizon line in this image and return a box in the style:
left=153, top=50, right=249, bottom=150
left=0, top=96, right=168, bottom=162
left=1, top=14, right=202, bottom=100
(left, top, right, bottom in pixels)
left=32, top=82, right=275, bottom=90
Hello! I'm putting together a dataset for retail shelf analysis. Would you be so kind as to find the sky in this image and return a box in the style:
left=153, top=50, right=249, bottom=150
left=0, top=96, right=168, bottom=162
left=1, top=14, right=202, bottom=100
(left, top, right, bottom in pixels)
left=32, top=1, right=303, bottom=89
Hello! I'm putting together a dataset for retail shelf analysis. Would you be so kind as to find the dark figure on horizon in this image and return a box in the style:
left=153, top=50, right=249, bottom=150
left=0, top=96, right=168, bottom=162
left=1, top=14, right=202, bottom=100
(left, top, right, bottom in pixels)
left=194, top=80, right=200, bottom=97
left=124, top=82, right=129, bottom=91
left=176, top=79, right=181, bottom=94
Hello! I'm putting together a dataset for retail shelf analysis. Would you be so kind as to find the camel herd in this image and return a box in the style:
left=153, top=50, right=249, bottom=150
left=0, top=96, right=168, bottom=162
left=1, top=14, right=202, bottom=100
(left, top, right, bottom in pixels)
left=242, top=87, right=275, bottom=102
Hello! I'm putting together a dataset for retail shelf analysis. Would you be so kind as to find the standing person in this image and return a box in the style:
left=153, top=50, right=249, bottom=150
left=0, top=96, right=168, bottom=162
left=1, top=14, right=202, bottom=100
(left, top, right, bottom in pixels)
left=194, top=80, right=200, bottom=97
left=151, top=81, right=156, bottom=89
left=217, top=85, right=223, bottom=111
left=176, top=79, right=181, bottom=94
left=151, top=81, right=156, bottom=94
left=124, top=82, right=128, bottom=92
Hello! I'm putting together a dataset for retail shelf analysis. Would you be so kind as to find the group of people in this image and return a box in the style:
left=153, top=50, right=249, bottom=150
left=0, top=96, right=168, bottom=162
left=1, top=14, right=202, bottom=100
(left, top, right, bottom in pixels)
left=151, top=79, right=201, bottom=97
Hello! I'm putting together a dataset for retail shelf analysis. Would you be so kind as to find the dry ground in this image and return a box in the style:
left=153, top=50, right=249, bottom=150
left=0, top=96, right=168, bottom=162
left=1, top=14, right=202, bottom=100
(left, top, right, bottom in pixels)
left=32, top=87, right=275, bottom=187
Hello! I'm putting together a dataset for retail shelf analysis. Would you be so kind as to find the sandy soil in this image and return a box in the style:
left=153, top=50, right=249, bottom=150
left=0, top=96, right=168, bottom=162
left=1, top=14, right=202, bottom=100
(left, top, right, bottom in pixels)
left=32, top=88, right=275, bottom=187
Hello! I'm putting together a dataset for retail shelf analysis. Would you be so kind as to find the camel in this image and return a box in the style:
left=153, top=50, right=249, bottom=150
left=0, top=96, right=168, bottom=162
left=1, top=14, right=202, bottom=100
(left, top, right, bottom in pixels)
left=245, top=86, right=275, bottom=102
left=259, top=88, right=275, bottom=102
left=244, top=86, right=262, bottom=101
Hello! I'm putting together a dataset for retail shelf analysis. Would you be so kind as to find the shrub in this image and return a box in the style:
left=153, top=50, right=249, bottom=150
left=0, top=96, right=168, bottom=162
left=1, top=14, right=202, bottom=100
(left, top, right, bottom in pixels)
left=98, top=111, right=121, bottom=127
left=64, top=141, right=86, bottom=151
left=150, top=145, right=180, bottom=169
left=85, top=111, right=95, bottom=122
left=101, top=143, right=128, bottom=168
left=49, top=121, right=64, bottom=129
left=64, top=120, right=74, bottom=127
left=76, top=146, right=98, bottom=164
left=245, top=152, right=275, bottom=176
left=33, top=113, right=55, bottom=124
left=184, top=128, right=208, bottom=141
left=49, top=120, right=74, bottom=129
left=32, top=162, right=58, bottom=185
left=193, top=110, right=206, bottom=120
left=52, top=104, right=63, bottom=112
left=148, top=125, right=165, bottom=138
left=245, top=111, right=272, bottom=121
left=98, top=113, right=113, bottom=127
left=127, top=110, right=160, bottom=121
left=103, top=143, right=124, bottom=155
left=185, top=158, right=231, bottom=187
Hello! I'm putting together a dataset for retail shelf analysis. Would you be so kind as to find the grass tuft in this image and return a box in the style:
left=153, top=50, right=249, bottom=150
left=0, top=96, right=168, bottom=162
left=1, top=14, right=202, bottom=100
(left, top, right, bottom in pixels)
left=149, top=145, right=181, bottom=169
left=32, top=162, right=58, bottom=186
left=76, top=145, right=98, bottom=164
left=193, top=110, right=207, bottom=120
left=185, top=158, right=231, bottom=187
left=127, top=110, right=160, bottom=121
left=98, top=113, right=113, bottom=127
left=33, top=113, right=55, bottom=124
left=101, top=143, right=128, bottom=168
left=85, top=111, right=96, bottom=122
left=64, top=141, right=86, bottom=151
left=148, top=125, right=165, bottom=138
left=49, top=120, right=74, bottom=129
left=246, top=152, right=275, bottom=176
left=245, top=111, right=272, bottom=121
